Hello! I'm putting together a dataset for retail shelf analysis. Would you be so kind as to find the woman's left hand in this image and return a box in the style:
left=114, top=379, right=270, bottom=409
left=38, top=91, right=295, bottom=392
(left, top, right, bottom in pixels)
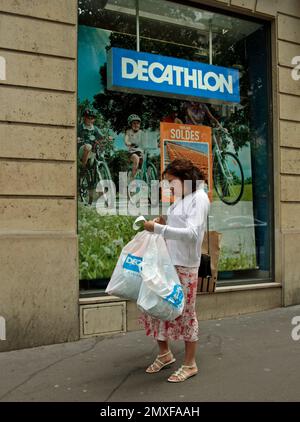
left=144, top=220, right=155, bottom=232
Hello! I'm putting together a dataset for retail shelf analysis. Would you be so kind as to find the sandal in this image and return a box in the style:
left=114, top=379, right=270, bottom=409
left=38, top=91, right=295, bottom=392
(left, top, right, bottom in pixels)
left=167, top=364, right=198, bottom=383
left=146, top=350, right=176, bottom=374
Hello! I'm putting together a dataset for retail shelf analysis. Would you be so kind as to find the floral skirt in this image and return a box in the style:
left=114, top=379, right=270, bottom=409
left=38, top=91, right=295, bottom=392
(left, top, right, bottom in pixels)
left=139, top=265, right=199, bottom=342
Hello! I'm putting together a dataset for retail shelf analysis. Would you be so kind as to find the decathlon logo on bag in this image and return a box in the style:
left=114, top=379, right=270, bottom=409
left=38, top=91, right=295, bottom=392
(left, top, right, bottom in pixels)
left=123, top=253, right=143, bottom=272
left=107, top=47, right=240, bottom=104
left=164, top=284, right=184, bottom=308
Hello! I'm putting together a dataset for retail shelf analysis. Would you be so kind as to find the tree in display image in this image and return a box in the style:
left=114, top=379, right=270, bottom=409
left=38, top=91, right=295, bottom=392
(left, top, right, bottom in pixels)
left=93, top=31, right=202, bottom=134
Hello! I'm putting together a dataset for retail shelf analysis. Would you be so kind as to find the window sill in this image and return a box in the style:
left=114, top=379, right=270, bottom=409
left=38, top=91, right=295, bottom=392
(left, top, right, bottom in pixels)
left=79, top=282, right=282, bottom=304
left=215, top=282, right=281, bottom=294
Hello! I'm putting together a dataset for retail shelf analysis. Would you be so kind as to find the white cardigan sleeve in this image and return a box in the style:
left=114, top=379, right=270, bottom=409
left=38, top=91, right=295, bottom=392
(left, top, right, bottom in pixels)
left=154, top=193, right=207, bottom=241
left=154, top=222, right=197, bottom=241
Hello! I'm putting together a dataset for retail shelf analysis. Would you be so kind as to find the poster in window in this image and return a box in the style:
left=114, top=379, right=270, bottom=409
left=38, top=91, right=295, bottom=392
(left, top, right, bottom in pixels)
left=160, top=122, right=213, bottom=202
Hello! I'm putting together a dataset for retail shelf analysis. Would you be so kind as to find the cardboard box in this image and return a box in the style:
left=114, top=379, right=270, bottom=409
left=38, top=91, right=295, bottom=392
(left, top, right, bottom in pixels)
left=198, top=231, right=222, bottom=294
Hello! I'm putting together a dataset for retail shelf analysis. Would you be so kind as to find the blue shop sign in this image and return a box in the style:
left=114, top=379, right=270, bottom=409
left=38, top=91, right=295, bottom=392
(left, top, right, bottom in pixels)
left=107, top=47, right=240, bottom=104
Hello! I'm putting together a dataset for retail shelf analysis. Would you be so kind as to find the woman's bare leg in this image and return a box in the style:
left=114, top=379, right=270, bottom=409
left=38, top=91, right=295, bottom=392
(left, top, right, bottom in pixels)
left=183, top=341, right=197, bottom=367
left=158, top=340, right=169, bottom=355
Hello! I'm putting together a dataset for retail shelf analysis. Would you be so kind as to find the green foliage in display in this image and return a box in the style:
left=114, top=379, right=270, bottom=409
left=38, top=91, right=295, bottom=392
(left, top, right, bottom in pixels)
left=78, top=202, right=136, bottom=280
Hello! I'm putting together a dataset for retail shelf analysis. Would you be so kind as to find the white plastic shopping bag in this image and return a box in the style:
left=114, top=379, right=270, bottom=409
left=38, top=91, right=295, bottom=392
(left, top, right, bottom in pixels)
left=137, top=233, right=184, bottom=321
left=105, top=229, right=152, bottom=300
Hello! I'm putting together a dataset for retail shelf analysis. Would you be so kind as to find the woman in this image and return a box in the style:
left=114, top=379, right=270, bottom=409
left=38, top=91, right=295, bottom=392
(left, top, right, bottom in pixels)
left=185, top=101, right=222, bottom=128
left=141, top=158, right=210, bottom=383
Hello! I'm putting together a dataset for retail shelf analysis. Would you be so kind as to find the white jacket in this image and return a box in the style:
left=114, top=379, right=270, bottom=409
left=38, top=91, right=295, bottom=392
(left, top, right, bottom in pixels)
left=154, top=187, right=210, bottom=267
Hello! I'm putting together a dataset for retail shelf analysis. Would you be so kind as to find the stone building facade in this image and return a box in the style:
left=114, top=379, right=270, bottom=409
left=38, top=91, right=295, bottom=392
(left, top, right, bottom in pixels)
left=0, top=0, right=299, bottom=351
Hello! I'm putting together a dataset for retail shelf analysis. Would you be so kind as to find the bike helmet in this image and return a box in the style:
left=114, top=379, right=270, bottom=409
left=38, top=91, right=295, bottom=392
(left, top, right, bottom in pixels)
left=83, top=108, right=97, bottom=118
left=127, top=114, right=141, bottom=125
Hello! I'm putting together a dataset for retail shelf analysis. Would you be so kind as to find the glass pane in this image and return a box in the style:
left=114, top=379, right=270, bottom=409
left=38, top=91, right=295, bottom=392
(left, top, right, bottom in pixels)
left=137, top=0, right=272, bottom=283
left=77, top=0, right=273, bottom=290
left=139, top=0, right=209, bottom=60
left=79, top=0, right=137, bottom=35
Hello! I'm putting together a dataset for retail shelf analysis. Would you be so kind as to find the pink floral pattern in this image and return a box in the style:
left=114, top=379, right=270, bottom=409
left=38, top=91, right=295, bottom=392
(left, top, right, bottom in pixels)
left=139, top=266, right=199, bottom=342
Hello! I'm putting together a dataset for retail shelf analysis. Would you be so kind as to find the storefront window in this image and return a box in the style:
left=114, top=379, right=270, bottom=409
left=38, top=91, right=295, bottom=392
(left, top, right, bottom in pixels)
left=78, top=0, right=273, bottom=292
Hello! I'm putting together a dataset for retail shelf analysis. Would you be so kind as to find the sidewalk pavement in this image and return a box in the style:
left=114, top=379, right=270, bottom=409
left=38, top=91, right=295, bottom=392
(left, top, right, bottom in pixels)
left=0, top=305, right=300, bottom=402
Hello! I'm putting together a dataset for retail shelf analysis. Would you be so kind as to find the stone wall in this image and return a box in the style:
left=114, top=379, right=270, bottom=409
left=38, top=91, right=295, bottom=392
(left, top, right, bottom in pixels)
left=0, top=0, right=79, bottom=351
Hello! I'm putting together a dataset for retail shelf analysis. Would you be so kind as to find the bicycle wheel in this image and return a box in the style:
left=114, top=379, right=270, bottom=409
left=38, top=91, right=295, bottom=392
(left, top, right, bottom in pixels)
left=146, top=162, right=159, bottom=205
left=97, top=161, right=112, bottom=185
left=78, top=169, right=91, bottom=205
left=95, top=162, right=114, bottom=203
left=213, top=151, right=244, bottom=205
left=127, top=169, right=143, bottom=204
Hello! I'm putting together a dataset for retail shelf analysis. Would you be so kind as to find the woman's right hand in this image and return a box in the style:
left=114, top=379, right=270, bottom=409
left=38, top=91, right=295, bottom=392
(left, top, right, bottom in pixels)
left=154, top=216, right=166, bottom=225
